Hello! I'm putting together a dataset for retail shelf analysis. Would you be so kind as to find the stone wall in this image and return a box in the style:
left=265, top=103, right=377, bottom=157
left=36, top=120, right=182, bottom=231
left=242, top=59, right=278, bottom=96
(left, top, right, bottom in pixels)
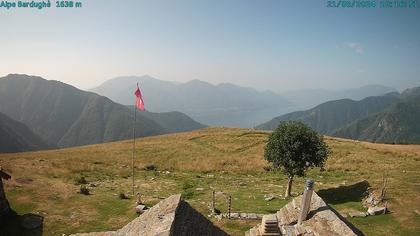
left=71, top=194, right=228, bottom=236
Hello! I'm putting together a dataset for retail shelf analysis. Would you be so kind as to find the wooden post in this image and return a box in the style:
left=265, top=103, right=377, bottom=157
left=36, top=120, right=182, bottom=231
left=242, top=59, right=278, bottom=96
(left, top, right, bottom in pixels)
left=384, top=201, right=388, bottom=214
left=228, top=195, right=232, bottom=219
left=380, top=174, right=388, bottom=202
left=212, top=191, right=215, bottom=211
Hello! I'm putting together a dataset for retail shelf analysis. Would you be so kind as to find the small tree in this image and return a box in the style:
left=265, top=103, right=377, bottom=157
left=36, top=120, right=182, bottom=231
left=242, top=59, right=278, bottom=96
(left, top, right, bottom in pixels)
left=264, top=121, right=330, bottom=197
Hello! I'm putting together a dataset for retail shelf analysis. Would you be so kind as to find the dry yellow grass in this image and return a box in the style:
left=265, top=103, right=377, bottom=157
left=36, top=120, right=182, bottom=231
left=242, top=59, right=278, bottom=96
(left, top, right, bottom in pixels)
left=1, top=127, right=419, bottom=235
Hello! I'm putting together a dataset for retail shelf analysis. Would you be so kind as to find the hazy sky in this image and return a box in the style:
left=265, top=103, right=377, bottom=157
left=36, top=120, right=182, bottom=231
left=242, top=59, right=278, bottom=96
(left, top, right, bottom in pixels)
left=1, top=0, right=419, bottom=91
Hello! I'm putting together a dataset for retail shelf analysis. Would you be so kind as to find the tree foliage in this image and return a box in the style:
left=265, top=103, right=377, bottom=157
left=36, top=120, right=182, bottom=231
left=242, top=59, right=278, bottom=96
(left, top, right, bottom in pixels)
left=264, top=121, right=330, bottom=178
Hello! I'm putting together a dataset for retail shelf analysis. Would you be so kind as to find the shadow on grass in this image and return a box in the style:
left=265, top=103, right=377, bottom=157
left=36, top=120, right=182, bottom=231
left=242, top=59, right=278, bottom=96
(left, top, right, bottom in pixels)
left=0, top=210, right=43, bottom=236
left=318, top=180, right=370, bottom=205
left=329, top=205, right=365, bottom=236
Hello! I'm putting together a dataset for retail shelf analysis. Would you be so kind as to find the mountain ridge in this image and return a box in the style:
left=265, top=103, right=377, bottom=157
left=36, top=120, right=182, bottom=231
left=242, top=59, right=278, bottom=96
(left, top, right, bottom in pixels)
left=280, top=85, right=397, bottom=110
left=0, top=112, right=51, bottom=153
left=0, top=74, right=205, bottom=148
left=257, top=87, right=420, bottom=144
left=256, top=92, right=400, bottom=133
left=91, top=75, right=293, bottom=127
left=332, top=87, right=420, bottom=143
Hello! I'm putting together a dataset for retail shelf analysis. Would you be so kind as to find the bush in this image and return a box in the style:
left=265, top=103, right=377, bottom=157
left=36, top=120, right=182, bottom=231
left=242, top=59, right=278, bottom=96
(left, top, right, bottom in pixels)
left=79, top=185, right=90, bottom=195
left=119, top=192, right=129, bottom=199
left=75, top=176, right=88, bottom=185
left=145, top=164, right=157, bottom=171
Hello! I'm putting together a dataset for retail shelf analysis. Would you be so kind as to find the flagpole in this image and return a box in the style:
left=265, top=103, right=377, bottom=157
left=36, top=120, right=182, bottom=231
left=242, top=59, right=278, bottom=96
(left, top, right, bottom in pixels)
left=132, top=83, right=144, bottom=196
left=132, top=100, right=136, bottom=196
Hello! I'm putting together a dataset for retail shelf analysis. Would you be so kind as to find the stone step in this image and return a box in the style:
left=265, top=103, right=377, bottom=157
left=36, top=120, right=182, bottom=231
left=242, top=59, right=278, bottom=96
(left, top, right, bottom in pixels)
left=248, top=226, right=260, bottom=236
left=261, top=214, right=280, bottom=235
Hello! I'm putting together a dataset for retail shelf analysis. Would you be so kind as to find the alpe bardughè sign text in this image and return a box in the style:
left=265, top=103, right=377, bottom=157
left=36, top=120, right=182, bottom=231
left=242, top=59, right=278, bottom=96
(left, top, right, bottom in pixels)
left=0, top=0, right=82, bottom=10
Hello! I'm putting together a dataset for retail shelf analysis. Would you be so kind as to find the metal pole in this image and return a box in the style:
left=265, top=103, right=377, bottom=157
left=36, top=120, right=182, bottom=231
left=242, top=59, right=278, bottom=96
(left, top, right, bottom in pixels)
left=298, top=179, right=314, bottom=225
left=132, top=104, right=136, bottom=195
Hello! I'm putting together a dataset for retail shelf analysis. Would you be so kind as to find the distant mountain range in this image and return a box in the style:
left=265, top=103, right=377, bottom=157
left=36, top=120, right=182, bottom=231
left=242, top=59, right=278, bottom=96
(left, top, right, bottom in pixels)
left=332, top=88, right=420, bottom=143
left=91, top=76, right=293, bottom=127
left=1, top=73, right=414, bottom=150
left=257, top=93, right=400, bottom=133
left=0, top=112, right=51, bottom=153
left=257, top=87, right=420, bottom=144
left=281, top=85, right=397, bottom=110
left=0, top=74, right=205, bottom=150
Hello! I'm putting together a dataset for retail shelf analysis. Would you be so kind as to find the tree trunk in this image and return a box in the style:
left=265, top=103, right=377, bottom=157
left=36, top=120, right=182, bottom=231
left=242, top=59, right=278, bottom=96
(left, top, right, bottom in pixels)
left=285, top=175, right=293, bottom=198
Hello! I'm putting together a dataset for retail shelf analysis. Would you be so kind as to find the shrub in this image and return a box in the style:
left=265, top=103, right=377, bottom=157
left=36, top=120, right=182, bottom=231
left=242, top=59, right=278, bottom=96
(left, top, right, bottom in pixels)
left=119, top=192, right=129, bottom=199
left=145, top=164, right=157, bottom=171
left=79, top=185, right=90, bottom=195
left=75, top=176, right=88, bottom=185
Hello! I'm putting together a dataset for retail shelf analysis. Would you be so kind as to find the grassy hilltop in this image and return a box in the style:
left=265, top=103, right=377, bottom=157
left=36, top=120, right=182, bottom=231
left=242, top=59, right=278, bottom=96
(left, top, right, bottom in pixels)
left=1, top=127, right=419, bottom=235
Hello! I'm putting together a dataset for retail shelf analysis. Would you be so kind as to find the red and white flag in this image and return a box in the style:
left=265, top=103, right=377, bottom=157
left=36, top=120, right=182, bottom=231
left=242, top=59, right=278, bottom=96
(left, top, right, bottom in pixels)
left=134, top=83, right=145, bottom=110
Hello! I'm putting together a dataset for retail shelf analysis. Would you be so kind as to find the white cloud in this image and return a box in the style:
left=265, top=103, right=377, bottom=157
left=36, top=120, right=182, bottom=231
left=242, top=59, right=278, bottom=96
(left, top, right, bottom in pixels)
left=347, top=42, right=364, bottom=54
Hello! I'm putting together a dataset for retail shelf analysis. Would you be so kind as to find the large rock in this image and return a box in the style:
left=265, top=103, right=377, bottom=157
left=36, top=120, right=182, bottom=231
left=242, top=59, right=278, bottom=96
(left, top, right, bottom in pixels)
left=367, top=206, right=386, bottom=216
left=134, top=204, right=148, bottom=214
left=21, top=213, right=44, bottom=230
left=72, top=194, right=227, bottom=236
left=348, top=211, right=367, bottom=218
left=0, top=168, right=11, bottom=217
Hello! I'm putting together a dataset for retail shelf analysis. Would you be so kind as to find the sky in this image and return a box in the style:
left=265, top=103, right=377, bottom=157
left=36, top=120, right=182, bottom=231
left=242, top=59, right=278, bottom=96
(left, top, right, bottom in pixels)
left=1, top=0, right=419, bottom=92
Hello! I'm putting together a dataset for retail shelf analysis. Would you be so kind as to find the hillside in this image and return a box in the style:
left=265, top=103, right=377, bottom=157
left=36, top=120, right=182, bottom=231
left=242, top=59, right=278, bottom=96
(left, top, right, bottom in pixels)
left=91, top=75, right=292, bottom=127
left=257, top=88, right=420, bottom=144
left=0, top=112, right=51, bottom=153
left=281, top=85, right=396, bottom=110
left=256, top=93, right=400, bottom=133
left=333, top=87, right=420, bottom=143
left=0, top=74, right=205, bottom=148
left=135, top=109, right=206, bottom=133
left=0, top=128, right=419, bottom=235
